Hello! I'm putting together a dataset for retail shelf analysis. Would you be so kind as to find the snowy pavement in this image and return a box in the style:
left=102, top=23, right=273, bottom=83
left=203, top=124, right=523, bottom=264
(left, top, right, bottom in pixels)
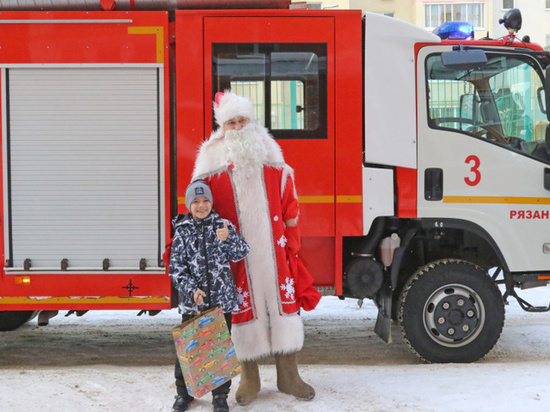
left=2, top=287, right=550, bottom=411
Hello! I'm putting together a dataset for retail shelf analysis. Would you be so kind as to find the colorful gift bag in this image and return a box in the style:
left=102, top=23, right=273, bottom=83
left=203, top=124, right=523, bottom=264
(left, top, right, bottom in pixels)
left=172, top=306, right=240, bottom=398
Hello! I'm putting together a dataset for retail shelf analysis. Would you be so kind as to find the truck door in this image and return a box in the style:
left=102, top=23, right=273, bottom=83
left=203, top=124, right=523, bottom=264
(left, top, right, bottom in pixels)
left=190, top=14, right=334, bottom=234
left=417, top=46, right=550, bottom=272
left=176, top=11, right=344, bottom=288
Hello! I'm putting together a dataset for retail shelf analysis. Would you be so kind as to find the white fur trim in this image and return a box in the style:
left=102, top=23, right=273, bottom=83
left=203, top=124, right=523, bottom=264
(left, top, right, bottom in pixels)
left=281, top=164, right=296, bottom=199
left=232, top=313, right=304, bottom=361
left=193, top=124, right=285, bottom=180
left=228, top=147, right=303, bottom=360
left=192, top=133, right=227, bottom=180
left=214, top=91, right=255, bottom=127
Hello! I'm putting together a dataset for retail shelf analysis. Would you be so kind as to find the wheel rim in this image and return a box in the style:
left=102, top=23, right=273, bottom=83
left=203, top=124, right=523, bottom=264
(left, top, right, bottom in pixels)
left=423, top=283, right=485, bottom=348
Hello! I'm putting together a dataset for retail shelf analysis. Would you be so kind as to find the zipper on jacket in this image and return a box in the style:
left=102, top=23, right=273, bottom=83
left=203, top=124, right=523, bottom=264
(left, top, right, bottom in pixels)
left=201, top=222, right=212, bottom=308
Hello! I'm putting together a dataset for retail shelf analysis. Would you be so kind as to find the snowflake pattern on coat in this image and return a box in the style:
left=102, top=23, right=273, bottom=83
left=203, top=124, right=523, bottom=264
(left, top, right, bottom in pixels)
left=280, top=277, right=296, bottom=301
left=236, top=287, right=250, bottom=309
left=169, top=211, right=250, bottom=314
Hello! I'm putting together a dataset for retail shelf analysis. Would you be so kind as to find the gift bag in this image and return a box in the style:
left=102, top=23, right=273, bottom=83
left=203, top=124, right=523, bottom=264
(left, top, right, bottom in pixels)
left=172, top=306, right=240, bottom=398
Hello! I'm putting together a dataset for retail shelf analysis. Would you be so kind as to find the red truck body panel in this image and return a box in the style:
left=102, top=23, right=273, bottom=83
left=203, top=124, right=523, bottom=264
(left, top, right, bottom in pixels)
left=0, top=9, right=363, bottom=310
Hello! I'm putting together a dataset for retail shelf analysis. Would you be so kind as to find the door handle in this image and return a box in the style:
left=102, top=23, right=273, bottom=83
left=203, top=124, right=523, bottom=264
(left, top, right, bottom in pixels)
left=425, top=168, right=443, bottom=201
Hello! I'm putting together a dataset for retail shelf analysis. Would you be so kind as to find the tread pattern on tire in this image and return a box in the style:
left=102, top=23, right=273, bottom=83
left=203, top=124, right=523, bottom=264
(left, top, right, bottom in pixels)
left=398, top=259, right=505, bottom=363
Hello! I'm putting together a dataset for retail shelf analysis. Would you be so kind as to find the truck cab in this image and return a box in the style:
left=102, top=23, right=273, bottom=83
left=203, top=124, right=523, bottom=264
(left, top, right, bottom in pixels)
left=351, top=11, right=550, bottom=363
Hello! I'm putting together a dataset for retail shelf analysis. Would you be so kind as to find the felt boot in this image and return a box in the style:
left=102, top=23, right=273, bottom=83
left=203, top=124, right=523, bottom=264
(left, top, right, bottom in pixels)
left=275, top=352, right=315, bottom=401
left=235, top=360, right=261, bottom=406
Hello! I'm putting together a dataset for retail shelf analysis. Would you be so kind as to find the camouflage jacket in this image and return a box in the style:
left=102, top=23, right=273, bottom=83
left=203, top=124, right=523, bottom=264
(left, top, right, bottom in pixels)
left=169, top=211, right=249, bottom=314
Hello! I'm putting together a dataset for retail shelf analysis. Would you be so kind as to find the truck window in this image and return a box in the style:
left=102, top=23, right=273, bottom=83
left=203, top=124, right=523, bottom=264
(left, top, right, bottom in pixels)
left=212, top=43, right=327, bottom=139
left=426, top=52, right=549, bottom=162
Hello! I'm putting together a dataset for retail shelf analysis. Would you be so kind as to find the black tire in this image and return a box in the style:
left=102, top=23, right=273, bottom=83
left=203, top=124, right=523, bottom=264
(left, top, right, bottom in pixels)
left=0, top=311, right=38, bottom=331
left=399, top=259, right=504, bottom=363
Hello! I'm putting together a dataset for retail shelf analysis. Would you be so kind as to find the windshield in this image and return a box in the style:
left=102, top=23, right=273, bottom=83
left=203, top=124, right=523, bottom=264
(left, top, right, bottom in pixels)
left=426, top=52, right=549, bottom=162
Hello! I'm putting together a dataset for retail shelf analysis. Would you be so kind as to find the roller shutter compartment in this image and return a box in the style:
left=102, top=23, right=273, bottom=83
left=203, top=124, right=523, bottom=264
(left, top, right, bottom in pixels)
left=3, top=66, right=163, bottom=271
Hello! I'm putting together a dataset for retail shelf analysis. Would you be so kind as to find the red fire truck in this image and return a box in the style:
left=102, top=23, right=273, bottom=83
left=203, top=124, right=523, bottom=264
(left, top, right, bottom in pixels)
left=0, top=1, right=549, bottom=363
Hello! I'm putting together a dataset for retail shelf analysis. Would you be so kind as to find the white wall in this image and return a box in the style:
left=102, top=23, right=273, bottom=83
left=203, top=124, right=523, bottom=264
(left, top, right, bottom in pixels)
left=493, top=0, right=550, bottom=49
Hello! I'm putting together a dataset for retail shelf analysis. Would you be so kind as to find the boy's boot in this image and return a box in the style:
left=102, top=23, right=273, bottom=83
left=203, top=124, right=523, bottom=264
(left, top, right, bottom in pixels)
left=235, top=360, right=261, bottom=405
left=172, top=394, right=193, bottom=412
left=212, top=393, right=229, bottom=412
left=275, top=352, right=315, bottom=401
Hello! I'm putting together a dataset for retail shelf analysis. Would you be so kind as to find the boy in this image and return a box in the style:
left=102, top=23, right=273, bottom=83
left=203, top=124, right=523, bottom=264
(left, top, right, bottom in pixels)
left=169, top=179, right=249, bottom=412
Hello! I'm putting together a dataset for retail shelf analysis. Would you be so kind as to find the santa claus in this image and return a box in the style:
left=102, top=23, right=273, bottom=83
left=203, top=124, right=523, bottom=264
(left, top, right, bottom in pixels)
left=192, top=91, right=317, bottom=405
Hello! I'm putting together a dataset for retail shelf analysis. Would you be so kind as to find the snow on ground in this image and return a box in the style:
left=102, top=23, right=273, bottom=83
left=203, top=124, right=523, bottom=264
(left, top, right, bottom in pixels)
left=2, top=287, right=550, bottom=411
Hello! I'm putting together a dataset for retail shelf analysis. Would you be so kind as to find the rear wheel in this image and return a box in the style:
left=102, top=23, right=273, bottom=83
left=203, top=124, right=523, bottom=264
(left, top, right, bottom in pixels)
left=399, top=259, right=504, bottom=363
left=0, top=311, right=38, bottom=331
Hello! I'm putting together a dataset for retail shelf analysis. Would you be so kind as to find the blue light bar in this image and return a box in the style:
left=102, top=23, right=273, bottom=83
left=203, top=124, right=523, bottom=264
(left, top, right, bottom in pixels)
left=433, top=22, right=474, bottom=40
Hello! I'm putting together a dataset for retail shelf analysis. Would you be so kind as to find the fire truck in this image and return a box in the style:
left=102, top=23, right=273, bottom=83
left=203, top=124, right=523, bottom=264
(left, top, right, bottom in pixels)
left=0, top=1, right=548, bottom=363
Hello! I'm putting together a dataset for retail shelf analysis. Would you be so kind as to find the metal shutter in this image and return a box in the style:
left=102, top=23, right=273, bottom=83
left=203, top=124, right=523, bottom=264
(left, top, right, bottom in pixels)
left=4, top=66, right=163, bottom=271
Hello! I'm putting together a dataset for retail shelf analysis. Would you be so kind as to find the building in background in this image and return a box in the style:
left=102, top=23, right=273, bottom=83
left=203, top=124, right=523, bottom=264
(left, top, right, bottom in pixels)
left=348, top=0, right=415, bottom=21
left=293, top=1, right=544, bottom=50
left=295, top=1, right=494, bottom=39
left=294, top=0, right=415, bottom=22
left=492, top=0, right=550, bottom=49
left=419, top=1, right=493, bottom=40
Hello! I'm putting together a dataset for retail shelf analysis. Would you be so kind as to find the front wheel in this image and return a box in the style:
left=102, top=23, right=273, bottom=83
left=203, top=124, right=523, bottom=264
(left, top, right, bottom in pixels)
left=399, top=259, right=504, bottom=363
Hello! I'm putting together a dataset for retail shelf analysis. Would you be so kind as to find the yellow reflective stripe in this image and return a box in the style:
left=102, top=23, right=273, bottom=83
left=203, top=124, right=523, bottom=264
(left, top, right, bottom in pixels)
left=336, top=195, right=362, bottom=203
left=0, top=296, right=170, bottom=305
left=299, top=196, right=334, bottom=203
left=444, top=196, right=550, bottom=205
left=127, top=26, right=164, bottom=63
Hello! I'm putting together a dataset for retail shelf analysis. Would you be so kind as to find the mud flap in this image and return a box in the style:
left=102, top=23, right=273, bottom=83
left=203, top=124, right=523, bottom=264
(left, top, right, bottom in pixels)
left=374, top=284, right=392, bottom=344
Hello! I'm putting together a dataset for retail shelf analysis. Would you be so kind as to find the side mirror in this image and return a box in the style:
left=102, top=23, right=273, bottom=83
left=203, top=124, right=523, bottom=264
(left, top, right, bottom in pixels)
left=441, top=46, right=487, bottom=70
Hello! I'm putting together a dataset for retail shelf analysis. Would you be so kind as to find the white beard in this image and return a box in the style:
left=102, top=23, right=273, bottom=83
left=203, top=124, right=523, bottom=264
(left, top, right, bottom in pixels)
left=224, top=123, right=268, bottom=179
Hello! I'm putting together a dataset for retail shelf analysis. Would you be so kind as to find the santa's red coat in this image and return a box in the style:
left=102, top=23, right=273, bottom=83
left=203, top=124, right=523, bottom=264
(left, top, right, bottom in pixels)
left=205, top=166, right=300, bottom=322
left=192, top=125, right=307, bottom=360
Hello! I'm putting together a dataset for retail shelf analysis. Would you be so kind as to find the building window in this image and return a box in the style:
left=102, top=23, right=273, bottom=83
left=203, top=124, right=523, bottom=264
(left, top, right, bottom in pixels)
left=425, top=3, right=485, bottom=30
left=503, top=0, right=514, bottom=9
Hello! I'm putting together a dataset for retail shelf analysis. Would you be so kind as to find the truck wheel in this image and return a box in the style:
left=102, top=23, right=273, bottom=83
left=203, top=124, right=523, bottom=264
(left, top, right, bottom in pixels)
left=398, top=259, right=504, bottom=363
left=0, top=311, right=38, bottom=331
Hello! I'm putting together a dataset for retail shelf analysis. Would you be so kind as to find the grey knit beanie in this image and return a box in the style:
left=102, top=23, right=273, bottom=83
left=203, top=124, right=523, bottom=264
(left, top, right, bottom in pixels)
left=185, top=180, right=213, bottom=211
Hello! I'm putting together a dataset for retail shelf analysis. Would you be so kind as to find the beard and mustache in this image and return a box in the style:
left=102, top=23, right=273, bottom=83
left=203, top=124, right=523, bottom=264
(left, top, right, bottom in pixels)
left=224, top=123, right=268, bottom=178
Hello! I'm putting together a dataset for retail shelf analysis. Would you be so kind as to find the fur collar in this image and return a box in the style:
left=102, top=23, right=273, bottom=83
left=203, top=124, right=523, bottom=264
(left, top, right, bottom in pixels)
left=193, top=124, right=285, bottom=180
